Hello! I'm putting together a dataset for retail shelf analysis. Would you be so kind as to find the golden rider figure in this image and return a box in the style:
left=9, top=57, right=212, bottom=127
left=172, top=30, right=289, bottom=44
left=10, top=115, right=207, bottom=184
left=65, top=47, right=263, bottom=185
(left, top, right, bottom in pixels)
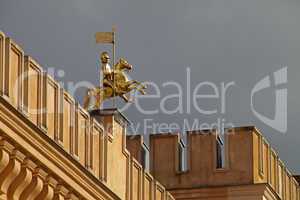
left=100, top=51, right=113, bottom=88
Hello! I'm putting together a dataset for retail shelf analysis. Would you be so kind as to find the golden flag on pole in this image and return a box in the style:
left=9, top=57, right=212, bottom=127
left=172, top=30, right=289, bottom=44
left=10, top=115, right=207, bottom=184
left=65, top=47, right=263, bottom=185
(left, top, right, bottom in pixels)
left=95, top=32, right=114, bottom=44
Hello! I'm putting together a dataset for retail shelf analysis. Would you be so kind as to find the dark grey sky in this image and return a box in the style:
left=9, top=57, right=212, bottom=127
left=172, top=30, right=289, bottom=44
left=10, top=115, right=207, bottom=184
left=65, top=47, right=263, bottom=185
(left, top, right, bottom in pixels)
left=1, top=0, right=299, bottom=173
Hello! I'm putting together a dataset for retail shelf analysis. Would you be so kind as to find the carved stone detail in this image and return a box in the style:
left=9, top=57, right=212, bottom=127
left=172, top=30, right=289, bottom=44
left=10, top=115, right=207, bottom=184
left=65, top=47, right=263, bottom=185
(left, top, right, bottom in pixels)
left=54, top=184, right=69, bottom=200
left=19, top=167, right=45, bottom=200
left=66, top=191, right=80, bottom=200
left=0, top=149, right=25, bottom=196
left=35, top=175, right=57, bottom=200
left=0, top=139, right=13, bottom=175
left=7, top=158, right=36, bottom=200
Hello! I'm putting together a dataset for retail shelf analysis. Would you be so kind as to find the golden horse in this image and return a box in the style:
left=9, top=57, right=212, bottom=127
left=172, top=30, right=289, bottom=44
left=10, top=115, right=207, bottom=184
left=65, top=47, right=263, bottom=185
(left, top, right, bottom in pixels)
left=83, top=58, right=146, bottom=109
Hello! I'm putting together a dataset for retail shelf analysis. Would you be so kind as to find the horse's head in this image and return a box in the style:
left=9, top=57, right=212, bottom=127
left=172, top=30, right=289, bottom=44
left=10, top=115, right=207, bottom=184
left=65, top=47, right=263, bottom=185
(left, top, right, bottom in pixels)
left=117, top=58, right=132, bottom=71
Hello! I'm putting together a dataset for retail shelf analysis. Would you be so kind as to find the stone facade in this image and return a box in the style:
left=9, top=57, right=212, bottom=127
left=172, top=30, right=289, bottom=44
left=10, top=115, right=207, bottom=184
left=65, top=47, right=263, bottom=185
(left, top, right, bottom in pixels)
left=0, top=30, right=299, bottom=200
left=0, top=31, right=174, bottom=200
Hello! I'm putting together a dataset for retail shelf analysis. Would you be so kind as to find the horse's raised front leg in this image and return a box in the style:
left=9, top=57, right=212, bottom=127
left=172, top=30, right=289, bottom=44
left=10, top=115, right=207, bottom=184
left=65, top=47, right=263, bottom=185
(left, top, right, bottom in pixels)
left=127, top=80, right=145, bottom=87
left=121, top=94, right=130, bottom=102
left=127, top=82, right=146, bottom=95
left=131, top=81, right=147, bottom=90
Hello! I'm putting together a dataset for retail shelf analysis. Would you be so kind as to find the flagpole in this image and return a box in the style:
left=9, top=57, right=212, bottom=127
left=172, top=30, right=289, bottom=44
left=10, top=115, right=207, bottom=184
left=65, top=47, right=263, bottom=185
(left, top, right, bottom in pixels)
left=112, top=26, right=116, bottom=108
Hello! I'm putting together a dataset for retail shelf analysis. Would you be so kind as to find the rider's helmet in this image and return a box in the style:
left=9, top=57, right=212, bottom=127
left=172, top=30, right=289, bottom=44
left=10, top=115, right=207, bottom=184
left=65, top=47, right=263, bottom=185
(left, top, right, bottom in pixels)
left=100, top=52, right=110, bottom=64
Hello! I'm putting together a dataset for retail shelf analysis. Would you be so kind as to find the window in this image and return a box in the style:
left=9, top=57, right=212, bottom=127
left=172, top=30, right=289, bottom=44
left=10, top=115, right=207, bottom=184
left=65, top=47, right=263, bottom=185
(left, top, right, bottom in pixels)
left=216, top=140, right=223, bottom=168
left=178, top=143, right=184, bottom=172
left=216, top=136, right=225, bottom=169
left=259, top=136, right=264, bottom=175
left=141, top=145, right=149, bottom=171
left=141, top=147, right=146, bottom=169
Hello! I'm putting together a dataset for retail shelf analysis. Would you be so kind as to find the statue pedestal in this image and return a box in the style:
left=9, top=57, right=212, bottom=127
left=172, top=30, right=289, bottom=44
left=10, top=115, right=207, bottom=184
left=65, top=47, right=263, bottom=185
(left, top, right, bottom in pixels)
left=89, top=108, right=130, bottom=138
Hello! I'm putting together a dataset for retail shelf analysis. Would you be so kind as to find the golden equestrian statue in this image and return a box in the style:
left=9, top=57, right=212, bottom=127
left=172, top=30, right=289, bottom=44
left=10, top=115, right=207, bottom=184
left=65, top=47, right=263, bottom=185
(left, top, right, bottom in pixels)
left=83, top=51, right=146, bottom=109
